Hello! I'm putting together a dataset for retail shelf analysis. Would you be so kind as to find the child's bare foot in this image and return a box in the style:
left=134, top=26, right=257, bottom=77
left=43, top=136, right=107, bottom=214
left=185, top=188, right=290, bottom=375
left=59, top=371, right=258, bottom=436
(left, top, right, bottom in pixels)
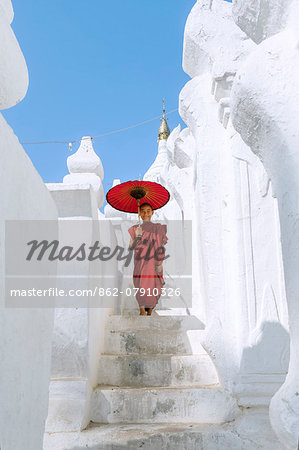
left=147, top=308, right=153, bottom=316
left=139, top=307, right=146, bottom=316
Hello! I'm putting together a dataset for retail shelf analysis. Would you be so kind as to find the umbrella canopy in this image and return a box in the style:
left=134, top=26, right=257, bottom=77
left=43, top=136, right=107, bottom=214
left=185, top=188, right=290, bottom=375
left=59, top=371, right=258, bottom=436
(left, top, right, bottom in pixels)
left=106, top=180, right=170, bottom=214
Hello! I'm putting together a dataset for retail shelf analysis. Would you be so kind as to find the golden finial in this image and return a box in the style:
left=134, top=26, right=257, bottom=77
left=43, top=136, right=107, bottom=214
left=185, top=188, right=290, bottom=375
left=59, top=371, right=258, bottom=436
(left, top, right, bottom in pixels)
left=158, top=98, right=170, bottom=142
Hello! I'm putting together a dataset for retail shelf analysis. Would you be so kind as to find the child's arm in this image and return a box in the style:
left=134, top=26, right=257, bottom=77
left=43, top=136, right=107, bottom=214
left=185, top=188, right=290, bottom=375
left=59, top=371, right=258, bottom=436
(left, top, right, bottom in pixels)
left=155, top=226, right=167, bottom=274
left=155, top=244, right=165, bottom=273
left=129, top=237, right=139, bottom=250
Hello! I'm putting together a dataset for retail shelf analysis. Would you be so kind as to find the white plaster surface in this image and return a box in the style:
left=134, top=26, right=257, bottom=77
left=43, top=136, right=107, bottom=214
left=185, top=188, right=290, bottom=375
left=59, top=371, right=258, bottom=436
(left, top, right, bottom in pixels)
left=176, top=0, right=291, bottom=447
left=183, top=0, right=255, bottom=79
left=46, top=146, right=116, bottom=433
left=63, top=137, right=104, bottom=208
left=230, top=13, right=299, bottom=447
left=143, top=125, right=194, bottom=222
left=232, top=0, right=291, bottom=44
left=0, top=0, right=14, bottom=23
left=0, top=0, right=28, bottom=109
left=0, top=2, right=57, bottom=449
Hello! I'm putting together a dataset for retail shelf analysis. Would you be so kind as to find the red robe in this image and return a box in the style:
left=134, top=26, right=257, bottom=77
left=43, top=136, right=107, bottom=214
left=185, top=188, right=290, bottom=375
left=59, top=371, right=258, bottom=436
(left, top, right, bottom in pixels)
left=128, top=222, right=168, bottom=308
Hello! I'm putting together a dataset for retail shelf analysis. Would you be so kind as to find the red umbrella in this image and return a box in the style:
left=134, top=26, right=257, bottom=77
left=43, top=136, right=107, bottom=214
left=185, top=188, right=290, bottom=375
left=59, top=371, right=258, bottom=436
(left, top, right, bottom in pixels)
left=106, top=180, right=170, bottom=223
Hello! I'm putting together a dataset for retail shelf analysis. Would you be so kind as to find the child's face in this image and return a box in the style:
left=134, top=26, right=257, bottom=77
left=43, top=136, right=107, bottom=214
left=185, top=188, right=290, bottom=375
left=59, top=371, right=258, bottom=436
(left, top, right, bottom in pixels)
left=140, top=205, right=153, bottom=221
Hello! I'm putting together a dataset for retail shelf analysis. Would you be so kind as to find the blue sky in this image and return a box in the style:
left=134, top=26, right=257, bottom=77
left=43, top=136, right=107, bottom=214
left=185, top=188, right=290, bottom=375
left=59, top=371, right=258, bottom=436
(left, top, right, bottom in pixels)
left=3, top=0, right=196, bottom=204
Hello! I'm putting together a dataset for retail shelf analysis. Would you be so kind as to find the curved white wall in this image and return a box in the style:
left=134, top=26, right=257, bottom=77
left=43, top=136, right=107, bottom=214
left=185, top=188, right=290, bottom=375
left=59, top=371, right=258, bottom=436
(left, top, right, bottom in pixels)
left=0, top=2, right=57, bottom=449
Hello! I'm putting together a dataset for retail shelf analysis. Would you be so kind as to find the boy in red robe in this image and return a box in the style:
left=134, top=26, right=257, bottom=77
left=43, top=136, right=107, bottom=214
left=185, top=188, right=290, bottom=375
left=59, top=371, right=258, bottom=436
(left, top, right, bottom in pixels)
left=128, top=203, right=168, bottom=316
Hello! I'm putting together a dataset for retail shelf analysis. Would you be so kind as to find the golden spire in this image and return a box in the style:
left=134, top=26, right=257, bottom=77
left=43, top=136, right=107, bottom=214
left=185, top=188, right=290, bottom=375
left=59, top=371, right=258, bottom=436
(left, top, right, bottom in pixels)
left=158, top=98, right=170, bottom=142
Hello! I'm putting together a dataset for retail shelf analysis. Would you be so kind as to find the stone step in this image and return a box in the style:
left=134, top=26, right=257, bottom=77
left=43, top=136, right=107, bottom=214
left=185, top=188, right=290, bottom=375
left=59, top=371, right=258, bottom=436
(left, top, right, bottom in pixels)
left=98, top=354, right=219, bottom=387
left=155, top=308, right=191, bottom=316
left=43, top=424, right=239, bottom=450
left=90, top=386, right=238, bottom=424
left=104, top=329, right=205, bottom=355
left=44, top=411, right=283, bottom=450
left=156, top=297, right=191, bottom=310
left=105, top=315, right=205, bottom=332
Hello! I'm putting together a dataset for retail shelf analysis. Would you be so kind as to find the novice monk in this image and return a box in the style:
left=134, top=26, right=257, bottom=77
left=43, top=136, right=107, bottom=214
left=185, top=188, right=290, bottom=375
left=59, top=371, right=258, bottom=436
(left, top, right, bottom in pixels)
left=128, top=203, right=168, bottom=316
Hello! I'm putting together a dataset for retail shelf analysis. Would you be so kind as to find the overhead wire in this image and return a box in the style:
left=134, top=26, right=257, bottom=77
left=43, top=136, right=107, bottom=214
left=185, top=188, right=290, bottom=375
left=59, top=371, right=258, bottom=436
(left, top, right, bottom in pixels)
left=21, top=108, right=179, bottom=146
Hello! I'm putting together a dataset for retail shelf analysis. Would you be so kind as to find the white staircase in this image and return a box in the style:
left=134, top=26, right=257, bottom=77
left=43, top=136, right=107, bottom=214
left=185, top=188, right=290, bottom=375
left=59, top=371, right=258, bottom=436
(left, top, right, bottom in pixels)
left=44, top=313, right=285, bottom=449
left=89, top=314, right=238, bottom=425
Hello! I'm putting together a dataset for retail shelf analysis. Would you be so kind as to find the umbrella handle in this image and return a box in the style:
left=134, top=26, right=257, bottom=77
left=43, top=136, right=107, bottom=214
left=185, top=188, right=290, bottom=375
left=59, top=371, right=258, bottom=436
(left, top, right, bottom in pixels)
left=137, top=199, right=141, bottom=226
